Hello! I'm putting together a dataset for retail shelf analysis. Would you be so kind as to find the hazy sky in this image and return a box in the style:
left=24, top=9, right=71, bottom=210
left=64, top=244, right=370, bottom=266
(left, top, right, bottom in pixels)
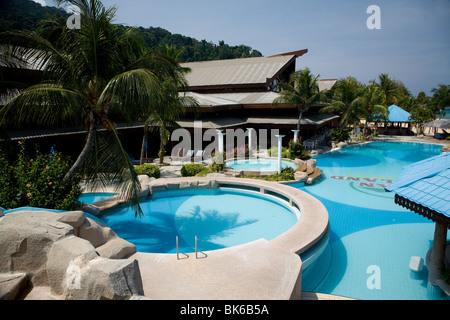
left=40, top=0, right=450, bottom=96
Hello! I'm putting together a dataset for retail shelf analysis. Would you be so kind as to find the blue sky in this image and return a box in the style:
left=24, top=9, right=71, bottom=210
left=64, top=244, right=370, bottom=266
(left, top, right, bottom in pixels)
left=40, top=0, right=449, bottom=96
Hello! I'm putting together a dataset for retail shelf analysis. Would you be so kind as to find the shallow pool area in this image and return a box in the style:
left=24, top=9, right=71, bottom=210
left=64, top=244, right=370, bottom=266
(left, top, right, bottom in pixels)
left=79, top=192, right=116, bottom=204
left=99, top=187, right=299, bottom=254
left=225, top=158, right=297, bottom=172
left=295, top=141, right=449, bottom=300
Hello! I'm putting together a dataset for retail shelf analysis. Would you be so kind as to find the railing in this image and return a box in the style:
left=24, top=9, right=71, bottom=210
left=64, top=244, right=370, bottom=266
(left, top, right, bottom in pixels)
left=176, top=235, right=207, bottom=260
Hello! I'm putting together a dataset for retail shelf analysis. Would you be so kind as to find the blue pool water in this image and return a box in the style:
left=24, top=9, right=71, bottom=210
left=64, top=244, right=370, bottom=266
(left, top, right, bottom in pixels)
left=99, top=188, right=298, bottom=254
left=295, top=141, right=448, bottom=300
left=79, top=192, right=116, bottom=204
left=226, top=158, right=297, bottom=171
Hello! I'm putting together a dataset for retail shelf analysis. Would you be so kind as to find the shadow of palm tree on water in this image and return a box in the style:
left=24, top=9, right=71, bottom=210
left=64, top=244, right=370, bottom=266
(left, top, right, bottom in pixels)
left=175, top=205, right=258, bottom=252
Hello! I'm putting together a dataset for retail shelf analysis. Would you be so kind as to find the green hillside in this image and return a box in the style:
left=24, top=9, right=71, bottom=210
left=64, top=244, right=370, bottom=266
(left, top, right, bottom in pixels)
left=0, top=0, right=262, bottom=62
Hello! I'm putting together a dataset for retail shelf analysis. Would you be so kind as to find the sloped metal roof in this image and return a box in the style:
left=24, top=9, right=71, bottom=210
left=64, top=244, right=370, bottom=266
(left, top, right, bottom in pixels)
left=183, top=55, right=295, bottom=87
left=385, top=151, right=450, bottom=218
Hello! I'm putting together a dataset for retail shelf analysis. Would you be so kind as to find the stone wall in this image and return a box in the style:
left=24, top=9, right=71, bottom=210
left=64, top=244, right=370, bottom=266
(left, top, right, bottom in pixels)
left=0, top=210, right=145, bottom=300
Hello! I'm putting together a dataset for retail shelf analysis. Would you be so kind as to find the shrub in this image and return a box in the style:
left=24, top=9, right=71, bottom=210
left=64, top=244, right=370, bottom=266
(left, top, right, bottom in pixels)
left=134, top=164, right=161, bottom=179
left=211, top=152, right=226, bottom=172
left=180, top=163, right=207, bottom=177
left=195, top=167, right=214, bottom=177
left=280, top=166, right=295, bottom=180
left=330, top=128, right=350, bottom=142
left=288, top=140, right=310, bottom=160
left=267, top=146, right=289, bottom=158
left=0, top=141, right=82, bottom=211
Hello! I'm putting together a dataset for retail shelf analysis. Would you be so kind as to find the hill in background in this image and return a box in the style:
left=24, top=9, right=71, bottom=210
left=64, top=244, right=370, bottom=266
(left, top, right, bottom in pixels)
left=0, top=0, right=263, bottom=62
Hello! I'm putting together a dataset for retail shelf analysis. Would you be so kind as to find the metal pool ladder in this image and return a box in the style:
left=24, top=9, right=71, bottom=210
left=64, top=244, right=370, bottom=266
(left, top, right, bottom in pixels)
left=176, top=235, right=207, bottom=260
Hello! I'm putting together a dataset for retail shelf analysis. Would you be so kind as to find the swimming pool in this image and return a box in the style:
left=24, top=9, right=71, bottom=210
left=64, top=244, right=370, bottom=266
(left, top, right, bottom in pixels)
left=99, top=187, right=299, bottom=254
left=226, top=158, right=297, bottom=172
left=295, top=141, right=449, bottom=300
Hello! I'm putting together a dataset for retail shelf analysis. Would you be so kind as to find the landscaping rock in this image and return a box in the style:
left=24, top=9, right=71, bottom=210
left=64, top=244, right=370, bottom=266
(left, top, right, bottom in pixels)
left=0, top=210, right=147, bottom=300
left=306, top=159, right=317, bottom=168
left=53, top=210, right=86, bottom=229
left=0, top=211, right=73, bottom=285
left=46, top=236, right=98, bottom=295
left=78, top=217, right=117, bottom=248
left=138, top=175, right=151, bottom=197
left=80, top=203, right=100, bottom=216
left=96, top=237, right=136, bottom=259
left=336, top=142, right=348, bottom=149
left=294, top=171, right=308, bottom=182
left=64, top=257, right=144, bottom=300
left=0, top=272, right=28, bottom=300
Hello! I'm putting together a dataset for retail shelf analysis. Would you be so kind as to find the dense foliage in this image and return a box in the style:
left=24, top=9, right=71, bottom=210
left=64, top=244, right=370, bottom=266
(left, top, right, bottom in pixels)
left=134, top=164, right=160, bottom=179
left=180, top=163, right=207, bottom=177
left=287, top=140, right=310, bottom=160
left=0, top=141, right=81, bottom=210
left=330, top=128, right=351, bottom=142
left=0, top=0, right=262, bottom=62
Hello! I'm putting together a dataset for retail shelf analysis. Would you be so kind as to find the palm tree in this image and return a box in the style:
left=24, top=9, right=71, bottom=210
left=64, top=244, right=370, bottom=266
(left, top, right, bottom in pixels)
left=138, top=44, right=197, bottom=164
left=357, top=85, right=388, bottom=135
left=272, top=67, right=322, bottom=140
left=431, top=84, right=450, bottom=119
left=320, top=76, right=364, bottom=133
left=0, top=0, right=181, bottom=216
left=371, top=73, right=409, bottom=106
left=139, top=78, right=198, bottom=164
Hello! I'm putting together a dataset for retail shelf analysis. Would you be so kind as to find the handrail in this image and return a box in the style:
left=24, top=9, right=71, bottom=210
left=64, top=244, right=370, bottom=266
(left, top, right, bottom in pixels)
left=176, top=236, right=189, bottom=260
left=195, top=235, right=207, bottom=259
left=176, top=235, right=207, bottom=260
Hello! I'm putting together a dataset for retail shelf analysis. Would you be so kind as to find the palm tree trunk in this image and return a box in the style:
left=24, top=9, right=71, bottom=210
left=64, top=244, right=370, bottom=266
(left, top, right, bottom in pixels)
left=64, top=122, right=97, bottom=180
left=297, top=111, right=303, bottom=132
left=140, top=126, right=148, bottom=164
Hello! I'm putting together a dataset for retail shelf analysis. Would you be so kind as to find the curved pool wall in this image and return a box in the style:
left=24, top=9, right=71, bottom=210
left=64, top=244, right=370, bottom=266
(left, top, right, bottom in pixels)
left=99, top=177, right=329, bottom=258
left=225, top=157, right=298, bottom=175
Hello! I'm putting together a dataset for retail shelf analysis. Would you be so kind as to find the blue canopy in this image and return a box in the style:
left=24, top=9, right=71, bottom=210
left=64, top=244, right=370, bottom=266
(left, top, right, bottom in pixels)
left=385, top=152, right=450, bottom=219
left=387, top=104, right=411, bottom=122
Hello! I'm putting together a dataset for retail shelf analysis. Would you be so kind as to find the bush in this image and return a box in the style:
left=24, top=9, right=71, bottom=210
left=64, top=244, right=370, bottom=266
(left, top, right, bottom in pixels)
left=212, top=152, right=226, bottom=172
left=267, top=146, right=289, bottom=158
left=288, top=140, right=310, bottom=160
left=180, top=163, right=207, bottom=177
left=195, top=167, right=214, bottom=177
left=280, top=166, right=295, bottom=180
left=330, top=128, right=350, bottom=142
left=134, top=164, right=161, bottom=179
left=0, top=141, right=82, bottom=211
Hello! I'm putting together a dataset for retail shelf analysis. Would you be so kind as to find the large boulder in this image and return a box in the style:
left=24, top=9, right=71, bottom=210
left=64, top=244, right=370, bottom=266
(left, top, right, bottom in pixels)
left=0, top=210, right=145, bottom=300
left=64, top=257, right=144, bottom=300
left=0, top=211, right=73, bottom=285
left=46, top=236, right=98, bottom=295
left=0, top=272, right=28, bottom=300
left=78, top=217, right=117, bottom=248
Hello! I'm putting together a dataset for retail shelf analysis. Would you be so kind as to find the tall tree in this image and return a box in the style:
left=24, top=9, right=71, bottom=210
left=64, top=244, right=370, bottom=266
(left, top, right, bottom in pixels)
left=320, top=76, right=364, bottom=132
left=0, top=0, right=182, bottom=216
left=431, top=84, right=450, bottom=119
left=357, top=85, right=388, bottom=134
left=272, top=67, right=322, bottom=140
left=371, top=73, right=409, bottom=106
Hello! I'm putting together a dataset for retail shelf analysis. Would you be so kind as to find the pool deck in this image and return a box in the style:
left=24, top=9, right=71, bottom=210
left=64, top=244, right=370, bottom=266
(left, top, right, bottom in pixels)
left=130, top=239, right=302, bottom=300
